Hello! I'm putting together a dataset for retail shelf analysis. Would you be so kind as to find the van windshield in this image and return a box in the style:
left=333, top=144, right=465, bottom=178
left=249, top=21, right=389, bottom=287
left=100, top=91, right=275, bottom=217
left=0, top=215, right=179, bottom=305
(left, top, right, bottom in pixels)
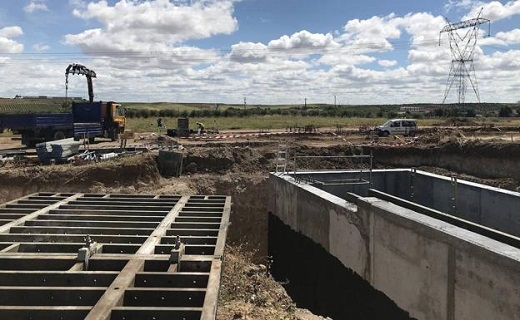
left=382, top=120, right=393, bottom=126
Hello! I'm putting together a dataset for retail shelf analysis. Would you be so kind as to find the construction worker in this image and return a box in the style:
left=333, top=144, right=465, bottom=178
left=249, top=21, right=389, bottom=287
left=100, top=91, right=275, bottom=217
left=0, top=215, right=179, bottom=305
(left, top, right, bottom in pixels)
left=157, top=118, right=164, bottom=129
left=196, top=122, right=205, bottom=135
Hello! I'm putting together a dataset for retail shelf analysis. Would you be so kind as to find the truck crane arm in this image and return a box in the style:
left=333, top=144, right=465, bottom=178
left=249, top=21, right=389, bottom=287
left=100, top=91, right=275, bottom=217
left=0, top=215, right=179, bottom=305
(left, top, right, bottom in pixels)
left=65, top=63, right=97, bottom=103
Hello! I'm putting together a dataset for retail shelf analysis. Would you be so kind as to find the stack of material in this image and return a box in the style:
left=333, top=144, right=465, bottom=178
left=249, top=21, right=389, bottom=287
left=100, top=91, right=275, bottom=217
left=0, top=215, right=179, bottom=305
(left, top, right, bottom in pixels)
left=50, top=138, right=81, bottom=159
left=36, top=138, right=81, bottom=163
left=35, top=141, right=53, bottom=163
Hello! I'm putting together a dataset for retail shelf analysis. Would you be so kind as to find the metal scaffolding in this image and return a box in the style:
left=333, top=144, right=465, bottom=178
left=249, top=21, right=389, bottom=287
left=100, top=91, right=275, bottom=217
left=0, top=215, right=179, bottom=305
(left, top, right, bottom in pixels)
left=292, top=151, right=373, bottom=187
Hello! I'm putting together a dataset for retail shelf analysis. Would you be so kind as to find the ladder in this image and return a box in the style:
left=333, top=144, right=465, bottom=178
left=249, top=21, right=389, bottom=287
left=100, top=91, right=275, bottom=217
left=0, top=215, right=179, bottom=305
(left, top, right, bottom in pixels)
left=275, top=144, right=288, bottom=174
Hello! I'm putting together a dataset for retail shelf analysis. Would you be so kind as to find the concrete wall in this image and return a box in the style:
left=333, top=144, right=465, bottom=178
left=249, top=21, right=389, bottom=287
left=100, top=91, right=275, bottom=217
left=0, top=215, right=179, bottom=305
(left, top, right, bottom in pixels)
left=269, top=173, right=520, bottom=320
left=309, top=169, right=520, bottom=237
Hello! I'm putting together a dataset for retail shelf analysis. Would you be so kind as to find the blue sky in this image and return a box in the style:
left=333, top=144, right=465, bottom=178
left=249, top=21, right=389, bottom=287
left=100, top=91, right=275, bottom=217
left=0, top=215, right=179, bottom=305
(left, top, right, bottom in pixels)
left=0, top=0, right=519, bottom=104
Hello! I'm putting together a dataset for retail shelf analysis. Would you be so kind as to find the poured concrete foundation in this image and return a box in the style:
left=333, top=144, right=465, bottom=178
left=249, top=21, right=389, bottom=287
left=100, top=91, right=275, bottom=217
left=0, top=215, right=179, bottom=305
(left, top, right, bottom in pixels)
left=269, top=169, right=520, bottom=320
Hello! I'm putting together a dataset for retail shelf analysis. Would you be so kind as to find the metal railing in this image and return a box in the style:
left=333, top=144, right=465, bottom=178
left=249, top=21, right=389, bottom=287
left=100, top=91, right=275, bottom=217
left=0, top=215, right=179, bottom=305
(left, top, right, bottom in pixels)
left=292, top=151, right=373, bottom=187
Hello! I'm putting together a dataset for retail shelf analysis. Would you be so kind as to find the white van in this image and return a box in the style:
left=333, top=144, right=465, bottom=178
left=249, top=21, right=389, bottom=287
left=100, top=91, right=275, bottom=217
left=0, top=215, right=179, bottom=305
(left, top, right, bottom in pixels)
left=375, top=119, right=417, bottom=137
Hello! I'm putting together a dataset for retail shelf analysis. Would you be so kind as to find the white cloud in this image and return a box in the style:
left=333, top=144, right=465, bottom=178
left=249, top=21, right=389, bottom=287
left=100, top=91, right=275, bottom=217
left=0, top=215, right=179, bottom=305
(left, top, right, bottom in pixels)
left=0, top=26, right=23, bottom=38
left=24, top=1, right=49, bottom=13
left=480, top=28, right=520, bottom=47
left=444, top=0, right=478, bottom=12
left=66, top=0, right=238, bottom=53
left=68, top=0, right=86, bottom=9
left=378, top=60, right=397, bottom=67
left=229, top=42, right=268, bottom=64
left=318, top=52, right=375, bottom=66
left=464, top=0, right=520, bottom=21
left=268, top=30, right=340, bottom=51
left=495, top=28, right=520, bottom=44
left=398, top=13, right=445, bottom=47
left=480, top=49, right=520, bottom=71
left=0, top=3, right=518, bottom=104
left=33, top=43, right=50, bottom=52
left=0, top=26, right=24, bottom=53
left=340, top=14, right=402, bottom=54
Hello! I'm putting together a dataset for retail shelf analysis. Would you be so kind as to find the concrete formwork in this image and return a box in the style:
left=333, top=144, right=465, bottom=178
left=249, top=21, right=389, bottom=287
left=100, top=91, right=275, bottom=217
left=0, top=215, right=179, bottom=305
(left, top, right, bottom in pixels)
left=269, top=171, right=520, bottom=320
left=0, top=192, right=231, bottom=320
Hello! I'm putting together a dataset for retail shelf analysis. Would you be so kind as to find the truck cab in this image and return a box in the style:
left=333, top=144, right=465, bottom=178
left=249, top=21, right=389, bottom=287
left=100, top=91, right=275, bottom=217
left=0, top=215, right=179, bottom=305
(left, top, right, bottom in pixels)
left=105, top=102, right=126, bottom=136
left=375, top=119, right=417, bottom=137
left=72, top=101, right=125, bottom=141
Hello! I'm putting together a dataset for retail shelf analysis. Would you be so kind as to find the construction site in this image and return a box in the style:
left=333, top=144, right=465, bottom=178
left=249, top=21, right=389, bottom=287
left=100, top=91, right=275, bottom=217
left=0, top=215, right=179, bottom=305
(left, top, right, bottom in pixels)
left=0, top=8, right=518, bottom=320
left=0, top=124, right=519, bottom=319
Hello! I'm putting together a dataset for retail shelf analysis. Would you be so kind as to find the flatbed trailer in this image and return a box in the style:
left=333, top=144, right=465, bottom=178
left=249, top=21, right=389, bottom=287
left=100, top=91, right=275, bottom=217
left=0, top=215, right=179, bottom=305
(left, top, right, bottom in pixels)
left=0, top=101, right=125, bottom=147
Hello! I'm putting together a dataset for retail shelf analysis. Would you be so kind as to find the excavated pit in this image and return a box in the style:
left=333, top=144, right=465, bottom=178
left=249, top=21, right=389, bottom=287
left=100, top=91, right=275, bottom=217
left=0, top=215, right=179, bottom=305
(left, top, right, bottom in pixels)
left=0, top=140, right=519, bottom=319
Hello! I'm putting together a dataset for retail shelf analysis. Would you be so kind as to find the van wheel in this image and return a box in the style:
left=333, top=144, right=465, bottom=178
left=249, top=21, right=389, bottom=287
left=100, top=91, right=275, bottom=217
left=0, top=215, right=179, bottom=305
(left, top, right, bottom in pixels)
left=383, top=131, right=390, bottom=137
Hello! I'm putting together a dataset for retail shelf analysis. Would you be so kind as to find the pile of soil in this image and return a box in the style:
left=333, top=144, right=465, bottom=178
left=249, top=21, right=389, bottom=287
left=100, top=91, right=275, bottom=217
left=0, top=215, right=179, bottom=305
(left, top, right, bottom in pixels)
left=0, top=154, right=161, bottom=203
left=182, top=142, right=274, bottom=174
left=414, top=128, right=466, bottom=145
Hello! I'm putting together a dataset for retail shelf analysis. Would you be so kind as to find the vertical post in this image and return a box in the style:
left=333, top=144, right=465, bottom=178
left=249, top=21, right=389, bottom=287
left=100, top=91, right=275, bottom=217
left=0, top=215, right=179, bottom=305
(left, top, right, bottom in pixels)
left=410, top=167, right=416, bottom=200
left=451, top=176, right=458, bottom=215
left=369, top=150, right=373, bottom=187
left=293, top=153, right=297, bottom=175
left=359, top=150, right=364, bottom=183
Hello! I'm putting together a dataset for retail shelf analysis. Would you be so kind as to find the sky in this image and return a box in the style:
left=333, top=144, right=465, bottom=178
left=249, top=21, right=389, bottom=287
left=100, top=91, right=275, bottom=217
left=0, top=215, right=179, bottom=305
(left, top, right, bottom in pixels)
left=0, top=0, right=519, bottom=105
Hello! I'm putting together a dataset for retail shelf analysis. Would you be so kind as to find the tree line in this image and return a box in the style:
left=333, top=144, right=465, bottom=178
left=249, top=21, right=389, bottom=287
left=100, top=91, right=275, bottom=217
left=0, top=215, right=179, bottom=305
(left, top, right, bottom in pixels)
left=124, top=104, right=520, bottom=119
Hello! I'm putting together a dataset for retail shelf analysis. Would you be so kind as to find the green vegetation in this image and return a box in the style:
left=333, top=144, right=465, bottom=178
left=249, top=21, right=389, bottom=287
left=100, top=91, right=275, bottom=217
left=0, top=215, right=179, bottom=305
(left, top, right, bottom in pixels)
left=2, top=99, right=520, bottom=133
left=0, top=99, right=69, bottom=114
left=123, top=102, right=520, bottom=120
left=123, top=103, right=402, bottom=119
left=127, top=116, right=443, bottom=132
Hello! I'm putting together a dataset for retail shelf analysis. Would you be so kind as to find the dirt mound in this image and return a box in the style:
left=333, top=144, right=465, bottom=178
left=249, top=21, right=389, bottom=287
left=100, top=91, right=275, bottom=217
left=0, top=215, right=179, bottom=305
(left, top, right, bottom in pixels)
left=183, top=143, right=274, bottom=173
left=0, top=154, right=160, bottom=203
left=289, top=144, right=371, bottom=171
left=415, top=128, right=466, bottom=145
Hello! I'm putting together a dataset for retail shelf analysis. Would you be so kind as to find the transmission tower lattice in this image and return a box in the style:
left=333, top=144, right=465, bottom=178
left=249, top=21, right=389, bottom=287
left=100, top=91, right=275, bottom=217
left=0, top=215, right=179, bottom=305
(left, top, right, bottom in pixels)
left=439, top=9, right=490, bottom=104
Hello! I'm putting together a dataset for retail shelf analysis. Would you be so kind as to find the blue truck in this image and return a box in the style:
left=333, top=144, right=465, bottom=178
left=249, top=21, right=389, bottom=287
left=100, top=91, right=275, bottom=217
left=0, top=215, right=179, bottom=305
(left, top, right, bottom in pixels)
left=0, top=64, right=126, bottom=147
left=0, top=101, right=126, bottom=147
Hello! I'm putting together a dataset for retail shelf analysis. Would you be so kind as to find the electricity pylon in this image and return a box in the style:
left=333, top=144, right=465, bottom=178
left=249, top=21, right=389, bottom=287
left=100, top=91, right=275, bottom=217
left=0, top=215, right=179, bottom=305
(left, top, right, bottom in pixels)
left=439, top=9, right=490, bottom=104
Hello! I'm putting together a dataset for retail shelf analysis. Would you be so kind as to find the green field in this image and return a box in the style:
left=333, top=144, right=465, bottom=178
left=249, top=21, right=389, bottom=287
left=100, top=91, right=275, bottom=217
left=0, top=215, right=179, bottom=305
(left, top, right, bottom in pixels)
left=127, top=116, right=446, bottom=132
left=127, top=116, right=375, bottom=131
left=2, top=99, right=520, bottom=134
left=0, top=99, right=67, bottom=114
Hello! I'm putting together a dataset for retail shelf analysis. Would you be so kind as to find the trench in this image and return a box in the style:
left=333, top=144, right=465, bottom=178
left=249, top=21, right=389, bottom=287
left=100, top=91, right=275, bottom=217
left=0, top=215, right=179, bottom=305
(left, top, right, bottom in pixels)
left=267, top=168, right=520, bottom=320
left=268, top=213, right=414, bottom=320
